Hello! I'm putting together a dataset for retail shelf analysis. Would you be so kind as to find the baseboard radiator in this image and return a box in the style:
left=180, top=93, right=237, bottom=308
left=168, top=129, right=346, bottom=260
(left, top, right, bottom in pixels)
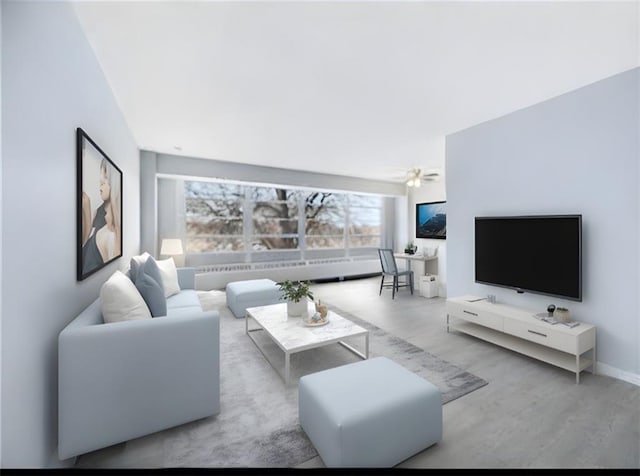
left=195, top=257, right=381, bottom=290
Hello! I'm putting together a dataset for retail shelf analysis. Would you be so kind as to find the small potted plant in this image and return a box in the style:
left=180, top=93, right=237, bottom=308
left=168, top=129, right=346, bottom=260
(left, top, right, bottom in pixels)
left=278, top=280, right=314, bottom=317
left=554, top=306, right=571, bottom=323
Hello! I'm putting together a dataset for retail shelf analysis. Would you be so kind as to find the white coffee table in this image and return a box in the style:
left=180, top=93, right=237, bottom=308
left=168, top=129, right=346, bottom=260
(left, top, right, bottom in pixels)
left=245, top=301, right=369, bottom=385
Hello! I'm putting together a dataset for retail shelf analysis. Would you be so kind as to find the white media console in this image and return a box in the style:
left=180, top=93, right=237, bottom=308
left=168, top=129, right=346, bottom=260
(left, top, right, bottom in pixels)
left=446, top=296, right=596, bottom=383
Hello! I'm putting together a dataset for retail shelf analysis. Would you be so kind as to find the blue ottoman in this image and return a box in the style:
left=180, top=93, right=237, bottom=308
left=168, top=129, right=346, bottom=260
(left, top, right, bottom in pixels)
left=298, top=357, right=442, bottom=468
left=225, top=279, right=283, bottom=318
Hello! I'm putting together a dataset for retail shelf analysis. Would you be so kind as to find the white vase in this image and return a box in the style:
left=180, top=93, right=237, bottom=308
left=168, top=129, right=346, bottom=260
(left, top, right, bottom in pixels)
left=555, top=309, right=571, bottom=323
left=287, top=299, right=308, bottom=318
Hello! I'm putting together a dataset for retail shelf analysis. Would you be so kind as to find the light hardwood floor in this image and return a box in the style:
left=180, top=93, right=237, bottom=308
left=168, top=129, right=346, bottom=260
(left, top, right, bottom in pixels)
left=74, top=275, right=639, bottom=469
left=298, top=276, right=640, bottom=469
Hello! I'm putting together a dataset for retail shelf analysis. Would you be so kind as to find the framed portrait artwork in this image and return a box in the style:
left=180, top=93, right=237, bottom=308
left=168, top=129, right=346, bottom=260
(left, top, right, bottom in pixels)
left=76, top=128, right=123, bottom=281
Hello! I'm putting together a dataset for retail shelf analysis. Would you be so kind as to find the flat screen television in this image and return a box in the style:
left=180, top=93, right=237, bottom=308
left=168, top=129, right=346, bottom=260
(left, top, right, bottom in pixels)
left=416, top=201, right=446, bottom=239
left=475, top=215, right=582, bottom=301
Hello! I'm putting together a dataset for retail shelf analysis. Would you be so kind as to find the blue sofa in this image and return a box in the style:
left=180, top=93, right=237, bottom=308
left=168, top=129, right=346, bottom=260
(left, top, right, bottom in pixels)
left=58, top=267, right=220, bottom=460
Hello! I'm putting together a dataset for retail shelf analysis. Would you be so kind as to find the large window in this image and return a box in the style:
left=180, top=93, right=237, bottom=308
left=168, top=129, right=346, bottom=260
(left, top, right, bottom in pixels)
left=251, top=187, right=299, bottom=250
left=304, top=192, right=345, bottom=249
left=181, top=179, right=382, bottom=255
left=348, top=194, right=382, bottom=248
left=184, top=181, right=244, bottom=253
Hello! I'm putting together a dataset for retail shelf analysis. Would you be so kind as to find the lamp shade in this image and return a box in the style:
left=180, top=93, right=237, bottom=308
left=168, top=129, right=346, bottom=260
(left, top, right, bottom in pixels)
left=160, top=239, right=183, bottom=256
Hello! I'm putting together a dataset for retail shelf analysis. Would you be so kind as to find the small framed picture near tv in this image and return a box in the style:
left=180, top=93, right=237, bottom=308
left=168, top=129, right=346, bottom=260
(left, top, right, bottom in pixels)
left=76, top=128, right=123, bottom=281
left=416, top=201, right=446, bottom=239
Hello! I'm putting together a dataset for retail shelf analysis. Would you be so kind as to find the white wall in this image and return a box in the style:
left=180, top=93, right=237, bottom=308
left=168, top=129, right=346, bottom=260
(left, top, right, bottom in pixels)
left=404, top=136, right=447, bottom=295
left=446, top=68, right=639, bottom=383
left=408, top=179, right=447, bottom=296
left=140, top=151, right=406, bottom=257
left=2, top=1, right=140, bottom=467
left=0, top=0, right=3, bottom=468
left=637, top=0, right=640, bottom=394
left=394, top=194, right=408, bottom=253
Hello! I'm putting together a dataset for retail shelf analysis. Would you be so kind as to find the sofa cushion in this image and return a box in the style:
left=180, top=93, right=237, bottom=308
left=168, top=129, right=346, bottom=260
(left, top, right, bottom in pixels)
left=166, top=306, right=204, bottom=319
left=156, top=258, right=181, bottom=298
left=100, top=270, right=152, bottom=323
left=134, top=258, right=167, bottom=317
left=167, top=289, right=201, bottom=310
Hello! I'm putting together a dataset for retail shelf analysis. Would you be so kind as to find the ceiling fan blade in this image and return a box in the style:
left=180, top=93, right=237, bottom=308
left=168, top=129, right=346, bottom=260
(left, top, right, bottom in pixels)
left=401, top=166, right=443, bottom=185
left=420, top=172, right=442, bottom=182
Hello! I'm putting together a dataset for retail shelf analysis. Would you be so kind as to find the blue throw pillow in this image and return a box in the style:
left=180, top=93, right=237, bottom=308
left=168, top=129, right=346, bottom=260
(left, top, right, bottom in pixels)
left=134, top=256, right=167, bottom=317
left=129, top=252, right=152, bottom=280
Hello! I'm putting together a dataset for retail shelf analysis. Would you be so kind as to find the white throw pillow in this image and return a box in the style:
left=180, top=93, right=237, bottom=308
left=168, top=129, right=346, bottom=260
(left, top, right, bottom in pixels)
left=100, top=270, right=152, bottom=323
left=156, top=258, right=181, bottom=298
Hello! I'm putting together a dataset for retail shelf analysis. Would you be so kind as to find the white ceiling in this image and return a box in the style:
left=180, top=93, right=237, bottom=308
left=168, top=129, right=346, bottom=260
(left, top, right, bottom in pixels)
left=71, top=1, right=639, bottom=183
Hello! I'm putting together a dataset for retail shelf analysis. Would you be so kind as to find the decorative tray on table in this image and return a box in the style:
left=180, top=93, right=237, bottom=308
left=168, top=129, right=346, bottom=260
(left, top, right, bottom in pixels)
left=303, top=311, right=329, bottom=327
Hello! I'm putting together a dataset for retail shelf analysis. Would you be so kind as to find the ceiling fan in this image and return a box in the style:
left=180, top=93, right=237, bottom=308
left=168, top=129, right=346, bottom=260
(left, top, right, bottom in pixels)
left=401, top=167, right=442, bottom=187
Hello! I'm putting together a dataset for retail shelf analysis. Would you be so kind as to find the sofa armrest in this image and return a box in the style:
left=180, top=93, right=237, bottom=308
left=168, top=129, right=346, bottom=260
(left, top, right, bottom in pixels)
left=177, top=267, right=196, bottom=290
left=58, top=309, right=220, bottom=459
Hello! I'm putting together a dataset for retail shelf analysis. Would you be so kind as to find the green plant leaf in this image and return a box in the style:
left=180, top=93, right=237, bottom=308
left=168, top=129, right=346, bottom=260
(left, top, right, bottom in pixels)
left=277, top=280, right=313, bottom=302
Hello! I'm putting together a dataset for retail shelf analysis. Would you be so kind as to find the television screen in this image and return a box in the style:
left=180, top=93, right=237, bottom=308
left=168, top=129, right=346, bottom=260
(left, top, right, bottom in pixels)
left=416, top=201, right=446, bottom=239
left=475, top=215, right=582, bottom=301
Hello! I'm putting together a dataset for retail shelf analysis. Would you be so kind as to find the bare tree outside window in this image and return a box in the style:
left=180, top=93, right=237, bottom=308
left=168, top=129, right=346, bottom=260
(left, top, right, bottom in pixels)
left=348, top=194, right=382, bottom=248
left=182, top=180, right=382, bottom=254
left=185, top=181, right=244, bottom=252
left=305, top=192, right=345, bottom=249
left=250, top=187, right=299, bottom=250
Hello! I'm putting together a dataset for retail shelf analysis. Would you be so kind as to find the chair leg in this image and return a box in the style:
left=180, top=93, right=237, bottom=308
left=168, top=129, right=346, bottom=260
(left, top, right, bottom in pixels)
left=379, top=274, right=384, bottom=295
left=392, top=276, right=397, bottom=299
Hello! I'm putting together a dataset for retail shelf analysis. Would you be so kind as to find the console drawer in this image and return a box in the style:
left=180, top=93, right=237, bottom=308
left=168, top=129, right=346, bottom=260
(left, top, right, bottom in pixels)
left=447, top=302, right=502, bottom=331
left=446, top=296, right=596, bottom=384
left=503, top=319, right=575, bottom=353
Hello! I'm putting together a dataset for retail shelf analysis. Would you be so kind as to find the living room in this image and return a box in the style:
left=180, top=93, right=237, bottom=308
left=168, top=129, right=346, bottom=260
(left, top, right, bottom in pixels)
left=2, top=0, right=639, bottom=470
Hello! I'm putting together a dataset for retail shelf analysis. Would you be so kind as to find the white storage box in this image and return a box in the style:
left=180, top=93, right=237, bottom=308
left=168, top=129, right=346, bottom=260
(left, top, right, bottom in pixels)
left=420, top=275, right=439, bottom=298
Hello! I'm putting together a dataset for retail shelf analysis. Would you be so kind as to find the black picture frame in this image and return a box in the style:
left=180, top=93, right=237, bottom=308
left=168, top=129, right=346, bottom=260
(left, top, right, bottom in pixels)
left=415, top=201, right=446, bottom=239
left=76, top=128, right=123, bottom=281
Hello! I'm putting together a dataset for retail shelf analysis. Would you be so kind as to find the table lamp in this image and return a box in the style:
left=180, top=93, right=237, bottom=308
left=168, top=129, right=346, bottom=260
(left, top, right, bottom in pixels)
left=160, top=238, right=184, bottom=267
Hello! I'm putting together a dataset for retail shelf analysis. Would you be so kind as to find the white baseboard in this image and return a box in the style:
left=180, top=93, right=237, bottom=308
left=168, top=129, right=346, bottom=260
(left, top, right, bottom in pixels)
left=596, top=361, right=640, bottom=387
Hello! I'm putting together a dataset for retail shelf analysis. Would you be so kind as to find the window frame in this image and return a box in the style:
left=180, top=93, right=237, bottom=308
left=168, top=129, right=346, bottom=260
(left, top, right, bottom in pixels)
left=177, top=178, right=384, bottom=258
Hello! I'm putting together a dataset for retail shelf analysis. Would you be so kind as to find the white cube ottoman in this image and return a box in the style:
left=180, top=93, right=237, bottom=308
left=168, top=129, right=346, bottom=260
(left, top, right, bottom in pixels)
left=225, top=279, right=283, bottom=318
left=298, top=356, right=442, bottom=468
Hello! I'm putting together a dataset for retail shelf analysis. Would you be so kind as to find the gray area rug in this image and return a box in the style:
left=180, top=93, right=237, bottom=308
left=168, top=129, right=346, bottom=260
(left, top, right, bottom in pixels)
left=167, top=290, right=488, bottom=468
left=76, top=290, right=488, bottom=468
